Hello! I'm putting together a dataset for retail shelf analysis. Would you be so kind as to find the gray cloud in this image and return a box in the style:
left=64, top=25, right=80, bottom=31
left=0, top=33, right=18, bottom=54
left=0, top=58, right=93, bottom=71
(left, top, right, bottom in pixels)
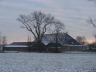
left=88, top=0, right=96, bottom=3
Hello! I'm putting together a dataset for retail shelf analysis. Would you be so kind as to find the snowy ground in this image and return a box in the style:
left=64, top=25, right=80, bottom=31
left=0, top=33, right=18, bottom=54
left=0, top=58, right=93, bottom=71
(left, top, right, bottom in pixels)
left=0, top=52, right=96, bottom=72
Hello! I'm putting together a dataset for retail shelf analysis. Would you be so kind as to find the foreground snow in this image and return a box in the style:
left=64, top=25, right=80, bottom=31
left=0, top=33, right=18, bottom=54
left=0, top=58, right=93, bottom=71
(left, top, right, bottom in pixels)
left=0, top=52, right=96, bottom=72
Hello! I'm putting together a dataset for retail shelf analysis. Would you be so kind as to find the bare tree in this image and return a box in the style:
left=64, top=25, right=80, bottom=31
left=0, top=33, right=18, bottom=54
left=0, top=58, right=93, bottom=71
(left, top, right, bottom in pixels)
left=87, top=18, right=96, bottom=43
left=17, top=11, right=64, bottom=52
left=93, top=34, right=96, bottom=44
left=17, top=11, right=63, bottom=43
left=76, top=36, right=86, bottom=45
left=88, top=18, right=96, bottom=28
left=53, top=21, right=64, bottom=52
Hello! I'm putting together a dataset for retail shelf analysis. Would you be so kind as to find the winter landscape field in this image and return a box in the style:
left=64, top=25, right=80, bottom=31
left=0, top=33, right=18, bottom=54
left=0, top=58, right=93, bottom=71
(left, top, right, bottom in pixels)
left=0, top=52, right=96, bottom=72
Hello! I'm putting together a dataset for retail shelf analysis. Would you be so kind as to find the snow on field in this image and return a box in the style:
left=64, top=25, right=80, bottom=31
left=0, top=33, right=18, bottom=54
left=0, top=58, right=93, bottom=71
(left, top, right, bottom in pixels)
left=0, top=52, right=96, bottom=72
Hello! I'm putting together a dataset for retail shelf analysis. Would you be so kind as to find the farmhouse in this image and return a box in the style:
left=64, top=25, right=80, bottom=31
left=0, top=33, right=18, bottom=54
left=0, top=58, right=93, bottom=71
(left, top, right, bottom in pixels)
left=42, top=33, right=80, bottom=45
left=3, top=33, right=88, bottom=52
left=42, top=33, right=87, bottom=52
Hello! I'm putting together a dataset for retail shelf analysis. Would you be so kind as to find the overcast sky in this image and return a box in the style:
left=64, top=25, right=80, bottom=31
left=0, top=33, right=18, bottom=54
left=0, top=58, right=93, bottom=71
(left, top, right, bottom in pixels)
left=0, top=0, right=96, bottom=43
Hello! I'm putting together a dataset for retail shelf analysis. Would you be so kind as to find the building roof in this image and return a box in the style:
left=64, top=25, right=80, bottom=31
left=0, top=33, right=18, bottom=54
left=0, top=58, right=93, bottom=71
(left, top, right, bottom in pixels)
left=5, top=45, right=28, bottom=47
left=42, top=33, right=80, bottom=45
left=10, top=42, right=28, bottom=45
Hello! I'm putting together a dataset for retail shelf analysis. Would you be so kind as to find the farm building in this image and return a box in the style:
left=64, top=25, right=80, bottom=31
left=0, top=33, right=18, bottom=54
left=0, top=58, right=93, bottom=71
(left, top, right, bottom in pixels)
left=42, top=33, right=80, bottom=45
left=3, top=33, right=88, bottom=52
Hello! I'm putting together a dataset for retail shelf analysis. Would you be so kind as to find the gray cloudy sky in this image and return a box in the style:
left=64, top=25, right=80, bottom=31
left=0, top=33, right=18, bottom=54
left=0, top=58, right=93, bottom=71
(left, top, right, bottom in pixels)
left=0, top=0, right=96, bottom=43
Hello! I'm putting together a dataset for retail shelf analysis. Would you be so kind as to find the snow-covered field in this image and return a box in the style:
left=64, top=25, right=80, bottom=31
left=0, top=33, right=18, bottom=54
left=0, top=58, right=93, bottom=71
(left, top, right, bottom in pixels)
left=0, top=52, right=96, bottom=72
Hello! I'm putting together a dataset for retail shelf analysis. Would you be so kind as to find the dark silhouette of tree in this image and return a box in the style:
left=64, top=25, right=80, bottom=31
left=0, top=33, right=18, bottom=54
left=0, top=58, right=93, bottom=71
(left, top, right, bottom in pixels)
left=76, top=36, right=86, bottom=45
left=53, top=22, right=64, bottom=52
left=94, top=34, right=96, bottom=40
left=87, top=18, right=96, bottom=51
left=88, top=18, right=96, bottom=43
left=17, top=11, right=64, bottom=52
left=88, top=18, right=96, bottom=28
